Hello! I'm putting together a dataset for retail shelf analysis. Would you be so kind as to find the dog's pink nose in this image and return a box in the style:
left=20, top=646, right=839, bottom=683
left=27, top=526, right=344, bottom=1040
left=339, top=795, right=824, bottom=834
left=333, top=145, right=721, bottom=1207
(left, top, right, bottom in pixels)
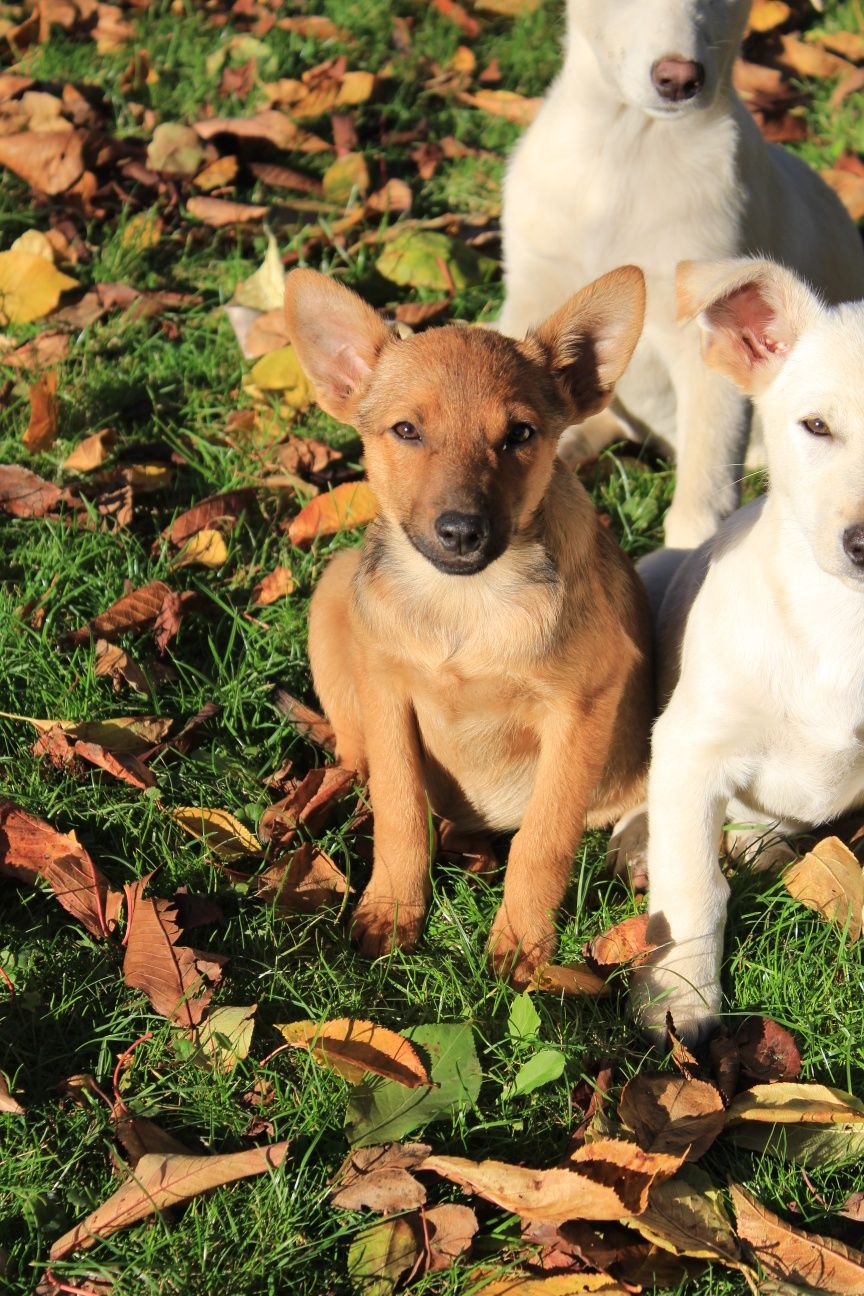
left=651, top=57, right=705, bottom=102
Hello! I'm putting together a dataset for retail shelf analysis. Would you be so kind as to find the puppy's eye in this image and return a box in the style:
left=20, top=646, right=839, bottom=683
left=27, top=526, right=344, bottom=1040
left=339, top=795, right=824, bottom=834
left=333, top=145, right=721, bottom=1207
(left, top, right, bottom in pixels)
left=391, top=421, right=421, bottom=442
left=504, top=422, right=537, bottom=448
left=801, top=416, right=830, bottom=438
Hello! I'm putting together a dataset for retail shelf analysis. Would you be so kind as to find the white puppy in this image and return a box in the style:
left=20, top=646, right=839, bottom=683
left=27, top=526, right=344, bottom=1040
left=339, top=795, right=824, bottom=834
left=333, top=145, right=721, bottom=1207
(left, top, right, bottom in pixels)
left=498, top=0, right=864, bottom=547
left=632, top=256, right=864, bottom=1043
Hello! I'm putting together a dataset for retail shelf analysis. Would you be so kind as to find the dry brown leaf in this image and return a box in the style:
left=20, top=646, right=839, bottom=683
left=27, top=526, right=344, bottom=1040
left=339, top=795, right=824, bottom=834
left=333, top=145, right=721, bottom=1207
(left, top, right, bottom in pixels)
left=193, top=111, right=329, bottom=153
left=726, top=1081, right=864, bottom=1127
left=145, top=122, right=203, bottom=177
left=421, top=1139, right=686, bottom=1221
left=331, top=1142, right=430, bottom=1213
left=63, top=428, right=116, bottom=473
left=391, top=299, right=451, bottom=326
left=0, top=799, right=114, bottom=937
left=161, top=489, right=253, bottom=548
left=64, top=579, right=172, bottom=646
left=287, top=480, right=378, bottom=544
left=735, top=1017, right=802, bottom=1083
left=268, top=435, right=343, bottom=479
left=276, top=1018, right=433, bottom=1087
left=93, top=640, right=149, bottom=695
left=430, top=0, right=480, bottom=38
left=731, top=1183, right=864, bottom=1292
left=784, top=836, right=864, bottom=939
left=258, top=766, right=355, bottom=844
left=4, top=713, right=171, bottom=753
left=245, top=309, right=290, bottom=358
left=51, top=1142, right=288, bottom=1258
left=778, top=35, right=850, bottom=79
left=2, top=330, right=70, bottom=369
left=473, top=1275, right=629, bottom=1294
left=618, top=1074, right=726, bottom=1161
left=271, top=690, right=336, bottom=751
left=821, top=169, right=864, bottom=223
left=367, top=179, right=412, bottom=214
left=187, top=196, right=269, bottom=227
left=23, top=372, right=59, bottom=453
left=586, top=914, right=654, bottom=976
left=0, top=128, right=84, bottom=194
left=254, top=842, right=349, bottom=914
left=276, top=15, right=349, bottom=39
left=0, top=1071, right=24, bottom=1115
left=193, top=153, right=239, bottom=191
left=0, top=463, right=61, bottom=516
left=170, top=529, right=229, bottom=570
left=112, top=1109, right=195, bottom=1166
left=72, top=740, right=155, bottom=790
left=456, top=88, right=542, bottom=127
left=251, top=565, right=296, bottom=606
left=122, top=878, right=225, bottom=1028
left=531, top=962, right=610, bottom=997
left=626, top=1162, right=744, bottom=1270
left=817, top=30, right=864, bottom=63
left=171, top=806, right=263, bottom=860
left=425, top=1203, right=479, bottom=1270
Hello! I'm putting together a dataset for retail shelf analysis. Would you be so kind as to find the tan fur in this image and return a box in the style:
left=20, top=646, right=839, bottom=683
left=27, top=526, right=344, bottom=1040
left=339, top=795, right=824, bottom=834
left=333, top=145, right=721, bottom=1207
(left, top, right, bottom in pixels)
left=285, top=267, right=653, bottom=985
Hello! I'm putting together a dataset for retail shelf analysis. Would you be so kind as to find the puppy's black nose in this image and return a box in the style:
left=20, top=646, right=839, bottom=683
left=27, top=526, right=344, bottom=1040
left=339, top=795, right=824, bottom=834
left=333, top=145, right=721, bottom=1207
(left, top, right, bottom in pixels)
left=435, top=511, right=489, bottom=556
left=651, top=57, right=705, bottom=102
left=843, top=525, right=864, bottom=567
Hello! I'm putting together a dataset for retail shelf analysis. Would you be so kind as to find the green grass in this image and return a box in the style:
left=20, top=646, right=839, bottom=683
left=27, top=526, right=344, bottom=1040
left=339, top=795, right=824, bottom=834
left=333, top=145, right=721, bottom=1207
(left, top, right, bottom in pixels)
left=1, top=1, right=863, bottom=1293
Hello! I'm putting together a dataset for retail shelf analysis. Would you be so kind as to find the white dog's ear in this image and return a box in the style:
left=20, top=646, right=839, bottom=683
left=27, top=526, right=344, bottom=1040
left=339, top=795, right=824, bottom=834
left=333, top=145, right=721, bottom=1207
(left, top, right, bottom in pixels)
left=676, top=258, right=822, bottom=395
left=284, top=269, right=394, bottom=422
left=528, top=265, right=646, bottom=419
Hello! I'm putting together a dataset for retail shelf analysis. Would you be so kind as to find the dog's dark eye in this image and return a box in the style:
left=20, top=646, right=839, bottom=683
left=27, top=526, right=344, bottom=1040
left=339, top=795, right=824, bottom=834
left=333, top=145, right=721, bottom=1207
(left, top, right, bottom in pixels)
left=504, top=422, right=536, bottom=448
left=801, top=416, right=831, bottom=438
left=391, top=421, right=421, bottom=442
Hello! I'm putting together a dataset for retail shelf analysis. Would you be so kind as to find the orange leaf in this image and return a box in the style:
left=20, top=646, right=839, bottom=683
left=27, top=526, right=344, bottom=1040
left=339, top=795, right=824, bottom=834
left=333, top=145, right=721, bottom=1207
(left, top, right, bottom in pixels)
left=251, top=565, right=296, bottom=606
left=0, top=128, right=84, bottom=194
left=187, top=196, right=269, bottom=227
left=287, top=481, right=377, bottom=545
left=456, top=88, right=542, bottom=127
left=0, top=463, right=61, bottom=517
left=731, top=1183, right=864, bottom=1291
left=64, top=580, right=173, bottom=646
left=63, top=428, right=116, bottom=473
left=23, top=372, right=59, bottom=453
left=276, top=1018, right=433, bottom=1087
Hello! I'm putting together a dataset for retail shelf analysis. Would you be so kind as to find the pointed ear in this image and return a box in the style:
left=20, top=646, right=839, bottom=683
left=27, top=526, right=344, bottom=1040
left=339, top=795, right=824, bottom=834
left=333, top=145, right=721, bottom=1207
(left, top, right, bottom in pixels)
left=527, top=265, right=646, bottom=419
left=676, top=257, right=822, bottom=395
left=283, top=269, right=394, bottom=422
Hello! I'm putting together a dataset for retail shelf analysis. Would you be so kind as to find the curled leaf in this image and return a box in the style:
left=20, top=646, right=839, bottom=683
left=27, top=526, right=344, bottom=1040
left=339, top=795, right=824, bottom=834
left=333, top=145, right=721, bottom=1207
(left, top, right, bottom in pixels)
left=287, top=481, right=378, bottom=545
left=277, top=1018, right=433, bottom=1088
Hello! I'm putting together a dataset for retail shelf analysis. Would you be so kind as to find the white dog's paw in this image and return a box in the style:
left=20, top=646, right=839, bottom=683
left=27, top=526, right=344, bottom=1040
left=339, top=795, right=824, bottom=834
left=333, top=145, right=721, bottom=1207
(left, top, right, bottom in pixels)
left=663, top=503, right=720, bottom=550
left=630, top=955, right=722, bottom=1049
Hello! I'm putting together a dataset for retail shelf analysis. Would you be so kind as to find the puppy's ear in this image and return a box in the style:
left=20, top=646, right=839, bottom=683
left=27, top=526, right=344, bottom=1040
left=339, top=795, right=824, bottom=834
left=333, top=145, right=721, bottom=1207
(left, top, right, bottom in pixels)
left=527, top=265, right=646, bottom=419
left=284, top=269, right=393, bottom=422
left=676, top=258, right=822, bottom=395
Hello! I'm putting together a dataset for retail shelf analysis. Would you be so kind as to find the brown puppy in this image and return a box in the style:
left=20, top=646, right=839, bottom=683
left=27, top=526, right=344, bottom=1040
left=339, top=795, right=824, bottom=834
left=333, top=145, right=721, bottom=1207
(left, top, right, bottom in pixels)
left=284, top=267, right=653, bottom=984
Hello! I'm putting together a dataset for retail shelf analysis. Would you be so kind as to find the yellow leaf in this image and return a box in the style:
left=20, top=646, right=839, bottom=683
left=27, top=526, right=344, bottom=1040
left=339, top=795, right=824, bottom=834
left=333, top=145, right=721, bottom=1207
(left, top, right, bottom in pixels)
left=63, top=428, right=116, bottom=473
left=171, top=806, right=263, bottom=860
left=783, top=836, right=864, bottom=940
left=747, top=0, right=791, bottom=32
left=322, top=152, right=370, bottom=204
left=170, top=529, right=229, bottom=569
left=0, top=712, right=172, bottom=753
left=10, top=229, right=54, bottom=262
left=276, top=1018, right=433, bottom=1087
left=246, top=344, right=313, bottom=409
left=727, top=1081, right=864, bottom=1126
left=0, top=250, right=77, bottom=325
left=121, top=210, right=163, bottom=252
left=456, top=88, right=542, bottom=127
left=230, top=228, right=285, bottom=312
left=287, top=481, right=378, bottom=545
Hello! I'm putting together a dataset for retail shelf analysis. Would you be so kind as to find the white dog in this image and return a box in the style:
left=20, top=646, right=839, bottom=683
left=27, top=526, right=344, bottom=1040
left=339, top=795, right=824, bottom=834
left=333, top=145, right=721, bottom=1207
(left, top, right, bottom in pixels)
left=498, top=0, right=864, bottom=547
left=631, top=256, right=864, bottom=1043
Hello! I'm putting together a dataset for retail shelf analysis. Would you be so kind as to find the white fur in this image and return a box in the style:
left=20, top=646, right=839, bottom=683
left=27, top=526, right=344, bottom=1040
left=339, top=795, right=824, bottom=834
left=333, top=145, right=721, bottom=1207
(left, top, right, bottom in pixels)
left=498, top=0, right=864, bottom=546
left=633, top=265, right=864, bottom=1042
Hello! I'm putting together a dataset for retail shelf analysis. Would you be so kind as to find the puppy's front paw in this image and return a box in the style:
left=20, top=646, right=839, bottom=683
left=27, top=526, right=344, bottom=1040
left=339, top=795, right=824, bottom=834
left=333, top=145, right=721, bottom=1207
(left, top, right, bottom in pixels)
left=351, top=889, right=426, bottom=959
left=663, top=504, right=719, bottom=551
left=488, top=905, right=556, bottom=989
left=630, top=955, right=721, bottom=1049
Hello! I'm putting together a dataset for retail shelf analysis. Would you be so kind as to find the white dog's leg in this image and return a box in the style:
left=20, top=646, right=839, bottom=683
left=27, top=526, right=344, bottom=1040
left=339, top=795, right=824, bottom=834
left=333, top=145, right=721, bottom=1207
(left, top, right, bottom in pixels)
left=631, top=707, right=732, bottom=1045
left=664, top=339, right=752, bottom=548
left=557, top=409, right=631, bottom=467
left=607, top=802, right=649, bottom=892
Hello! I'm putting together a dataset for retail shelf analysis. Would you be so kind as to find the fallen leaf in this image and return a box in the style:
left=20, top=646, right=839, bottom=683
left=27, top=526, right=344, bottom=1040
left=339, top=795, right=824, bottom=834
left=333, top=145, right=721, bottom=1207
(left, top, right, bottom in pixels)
left=146, top=122, right=204, bottom=177
left=0, top=129, right=84, bottom=194
left=247, top=345, right=313, bottom=405
left=276, top=15, right=348, bottom=39
left=2, top=329, right=70, bottom=370
left=192, top=1004, right=256, bottom=1072
left=245, top=309, right=290, bottom=358
left=194, top=154, right=239, bottom=191
left=421, top=1139, right=686, bottom=1221
left=818, top=30, right=864, bottom=63
left=0, top=250, right=77, bottom=325
left=11, top=230, right=54, bottom=262
left=391, top=298, right=450, bottom=327
left=271, top=690, right=335, bottom=750
left=471, top=1276, right=629, bottom=1294
left=322, top=151, right=370, bottom=203
left=376, top=230, right=496, bottom=292
left=187, top=196, right=269, bottom=226
left=618, top=1075, right=726, bottom=1161
left=367, top=179, right=412, bottom=214
left=71, top=740, right=155, bottom=790
left=839, top=1192, right=864, bottom=1224
left=255, top=842, right=349, bottom=913
left=430, top=0, right=480, bottom=38
left=277, top=1018, right=432, bottom=1087
left=194, top=110, right=329, bottom=153
left=50, top=1142, right=288, bottom=1258
left=331, top=1142, right=430, bottom=1212
left=732, top=1183, right=864, bottom=1292
left=287, top=481, right=377, bottom=544
left=425, top=1203, right=478, bottom=1270
left=171, top=807, right=263, bottom=861
left=821, top=169, right=864, bottom=223
left=122, top=878, right=225, bottom=1028
left=531, top=963, right=610, bottom=997
left=727, top=1082, right=864, bottom=1126
left=112, top=1110, right=195, bottom=1167
left=708, top=1031, right=740, bottom=1105
left=64, top=580, right=172, bottom=646
left=0, top=463, right=61, bottom=516
left=586, top=914, right=655, bottom=976
left=778, top=35, right=850, bottom=79
left=0, top=799, right=113, bottom=937
left=627, top=1163, right=744, bottom=1269
left=346, top=1021, right=481, bottom=1147
left=250, top=565, right=296, bottom=605
left=784, top=837, right=863, bottom=939
left=726, top=1081, right=864, bottom=1166
left=63, top=428, right=116, bottom=473
left=170, top=528, right=229, bottom=570
left=120, top=210, right=163, bottom=253
left=1, top=1070, right=24, bottom=1114
left=161, top=489, right=253, bottom=549
left=23, top=372, right=59, bottom=453
left=456, top=88, right=542, bottom=127
left=347, top=1217, right=421, bottom=1296
left=258, top=766, right=355, bottom=843
left=735, top=1017, right=802, bottom=1083
left=748, top=1, right=791, bottom=31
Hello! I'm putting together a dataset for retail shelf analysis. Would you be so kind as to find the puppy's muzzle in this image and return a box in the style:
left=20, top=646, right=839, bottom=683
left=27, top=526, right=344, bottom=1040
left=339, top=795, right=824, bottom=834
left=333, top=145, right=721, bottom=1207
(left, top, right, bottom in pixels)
left=435, top=511, right=490, bottom=558
left=842, top=524, right=864, bottom=570
left=651, top=57, right=705, bottom=102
